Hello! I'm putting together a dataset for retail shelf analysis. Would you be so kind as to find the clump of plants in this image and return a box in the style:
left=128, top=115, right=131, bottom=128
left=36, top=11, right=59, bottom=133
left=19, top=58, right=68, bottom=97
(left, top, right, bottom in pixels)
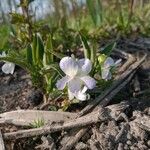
left=0, top=0, right=121, bottom=110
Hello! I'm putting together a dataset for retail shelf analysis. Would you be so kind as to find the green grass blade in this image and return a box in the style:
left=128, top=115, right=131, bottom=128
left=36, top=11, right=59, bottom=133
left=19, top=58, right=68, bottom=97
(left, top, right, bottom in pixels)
left=36, top=34, right=44, bottom=63
left=26, top=44, right=33, bottom=65
left=79, top=32, right=91, bottom=59
left=101, top=42, right=116, bottom=56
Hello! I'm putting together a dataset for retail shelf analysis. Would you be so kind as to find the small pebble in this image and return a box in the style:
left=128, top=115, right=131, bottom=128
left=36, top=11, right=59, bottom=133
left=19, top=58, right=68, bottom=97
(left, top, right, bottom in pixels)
left=127, top=140, right=132, bottom=145
left=130, top=146, right=139, bottom=150
left=127, top=133, right=132, bottom=140
left=147, top=140, right=150, bottom=147
left=124, top=144, right=129, bottom=150
left=137, top=141, right=148, bottom=150
left=75, top=142, right=89, bottom=150
left=117, top=143, right=123, bottom=150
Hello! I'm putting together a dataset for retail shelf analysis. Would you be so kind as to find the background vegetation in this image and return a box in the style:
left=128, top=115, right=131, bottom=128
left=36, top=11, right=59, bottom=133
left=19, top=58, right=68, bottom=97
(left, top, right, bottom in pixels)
left=0, top=0, right=150, bottom=107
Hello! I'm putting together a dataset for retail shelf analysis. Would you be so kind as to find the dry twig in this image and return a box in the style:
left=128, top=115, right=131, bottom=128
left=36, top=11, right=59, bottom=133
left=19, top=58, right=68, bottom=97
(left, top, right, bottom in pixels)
left=0, top=110, right=77, bottom=126
left=3, top=109, right=105, bottom=140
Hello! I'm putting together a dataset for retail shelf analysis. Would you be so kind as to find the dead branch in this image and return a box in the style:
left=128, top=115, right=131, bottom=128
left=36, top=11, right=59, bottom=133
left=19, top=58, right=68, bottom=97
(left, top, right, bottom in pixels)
left=0, top=110, right=77, bottom=126
left=3, top=109, right=105, bottom=140
left=117, top=53, right=136, bottom=74
left=136, top=123, right=150, bottom=132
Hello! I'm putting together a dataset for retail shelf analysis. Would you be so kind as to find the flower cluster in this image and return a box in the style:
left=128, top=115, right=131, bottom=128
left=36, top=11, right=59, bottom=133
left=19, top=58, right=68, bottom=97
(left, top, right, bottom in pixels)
left=56, top=56, right=96, bottom=101
left=98, top=54, right=121, bottom=80
left=0, top=52, right=15, bottom=74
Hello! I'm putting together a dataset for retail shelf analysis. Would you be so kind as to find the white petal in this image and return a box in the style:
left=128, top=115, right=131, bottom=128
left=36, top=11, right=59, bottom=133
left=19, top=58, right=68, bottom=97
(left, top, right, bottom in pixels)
left=75, top=90, right=87, bottom=101
left=106, top=72, right=112, bottom=80
left=104, top=57, right=114, bottom=68
left=82, top=86, right=88, bottom=93
left=2, top=52, right=6, bottom=57
left=115, top=59, right=122, bottom=66
left=56, top=76, right=70, bottom=90
left=2, top=62, right=15, bottom=74
left=0, top=52, right=6, bottom=57
left=68, top=78, right=82, bottom=93
left=77, top=58, right=92, bottom=75
left=68, top=89, right=74, bottom=100
left=59, top=57, right=78, bottom=77
left=80, top=76, right=96, bottom=89
left=101, top=68, right=110, bottom=80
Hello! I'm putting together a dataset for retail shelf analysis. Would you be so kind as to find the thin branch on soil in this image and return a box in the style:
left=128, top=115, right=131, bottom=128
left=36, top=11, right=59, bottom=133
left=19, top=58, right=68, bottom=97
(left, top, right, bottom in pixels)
left=0, top=130, right=5, bottom=150
left=0, top=110, right=77, bottom=126
left=133, top=88, right=150, bottom=97
left=3, top=109, right=105, bottom=140
left=136, top=123, right=150, bottom=132
left=117, top=53, right=136, bottom=74
left=115, top=124, right=126, bottom=143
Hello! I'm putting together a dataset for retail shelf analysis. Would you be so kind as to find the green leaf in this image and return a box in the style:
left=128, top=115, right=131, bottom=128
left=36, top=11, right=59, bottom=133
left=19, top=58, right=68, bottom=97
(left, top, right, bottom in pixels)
left=79, top=32, right=91, bottom=59
left=0, top=55, right=30, bottom=71
left=101, top=42, right=116, bottom=56
left=36, top=34, right=44, bottom=63
left=90, top=40, right=97, bottom=63
left=10, top=13, right=26, bottom=24
left=32, top=34, right=44, bottom=65
left=45, top=34, right=53, bottom=63
left=26, top=44, right=33, bottom=65
left=48, top=51, right=66, bottom=59
left=41, top=63, right=63, bottom=77
left=86, top=0, right=103, bottom=26
left=32, top=34, right=37, bottom=64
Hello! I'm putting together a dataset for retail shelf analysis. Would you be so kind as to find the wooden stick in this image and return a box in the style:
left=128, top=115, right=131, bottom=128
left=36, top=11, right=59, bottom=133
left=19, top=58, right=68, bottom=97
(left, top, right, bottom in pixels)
left=0, top=130, right=5, bottom=150
left=3, top=109, right=105, bottom=140
left=117, top=53, right=136, bottom=74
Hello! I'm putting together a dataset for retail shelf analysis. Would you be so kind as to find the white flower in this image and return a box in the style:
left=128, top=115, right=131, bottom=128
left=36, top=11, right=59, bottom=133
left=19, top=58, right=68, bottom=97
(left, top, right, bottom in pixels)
left=101, top=57, right=121, bottom=80
left=56, top=57, right=96, bottom=100
left=0, top=52, right=15, bottom=74
left=68, top=86, right=88, bottom=101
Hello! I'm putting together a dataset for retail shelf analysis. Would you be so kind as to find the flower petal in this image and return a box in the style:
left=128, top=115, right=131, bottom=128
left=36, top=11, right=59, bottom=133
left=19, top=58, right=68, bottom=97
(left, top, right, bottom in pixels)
left=82, top=86, right=88, bottom=93
left=0, top=52, right=6, bottom=57
left=59, top=57, right=78, bottom=77
left=68, top=78, right=82, bottom=93
left=104, top=57, right=114, bottom=68
left=80, top=76, right=96, bottom=89
left=75, top=90, right=87, bottom=101
left=101, top=67, right=110, bottom=80
left=56, top=76, right=70, bottom=90
left=68, top=89, right=74, bottom=100
left=115, top=59, right=122, bottom=66
left=106, top=72, right=112, bottom=80
left=77, top=58, right=92, bottom=75
left=2, top=62, right=15, bottom=74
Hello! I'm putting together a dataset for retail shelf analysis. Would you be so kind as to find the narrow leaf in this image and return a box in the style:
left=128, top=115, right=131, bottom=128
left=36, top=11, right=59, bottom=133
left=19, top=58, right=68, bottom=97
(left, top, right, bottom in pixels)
left=101, top=42, right=116, bottom=56
left=36, top=34, right=44, bottom=62
left=26, top=44, right=33, bottom=65
left=79, top=33, right=91, bottom=59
